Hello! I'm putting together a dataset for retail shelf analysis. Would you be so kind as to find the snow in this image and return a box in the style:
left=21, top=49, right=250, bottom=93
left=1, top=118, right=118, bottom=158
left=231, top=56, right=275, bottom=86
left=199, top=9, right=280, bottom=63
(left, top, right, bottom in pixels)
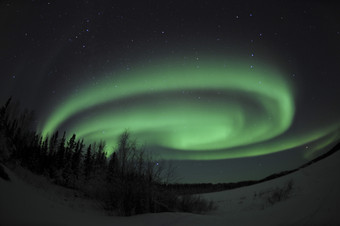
left=1, top=150, right=340, bottom=226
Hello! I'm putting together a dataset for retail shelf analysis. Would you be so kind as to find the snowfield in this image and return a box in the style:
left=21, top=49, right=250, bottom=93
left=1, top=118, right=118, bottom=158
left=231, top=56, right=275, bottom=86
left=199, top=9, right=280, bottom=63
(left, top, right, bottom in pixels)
left=1, top=150, right=340, bottom=226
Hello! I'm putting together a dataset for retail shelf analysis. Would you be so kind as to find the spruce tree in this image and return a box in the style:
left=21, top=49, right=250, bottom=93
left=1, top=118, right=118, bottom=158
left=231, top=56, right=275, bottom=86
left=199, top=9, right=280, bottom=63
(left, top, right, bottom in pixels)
left=71, top=139, right=83, bottom=181
left=107, top=152, right=117, bottom=183
left=84, top=144, right=93, bottom=181
left=56, top=132, right=66, bottom=170
left=48, top=131, right=59, bottom=158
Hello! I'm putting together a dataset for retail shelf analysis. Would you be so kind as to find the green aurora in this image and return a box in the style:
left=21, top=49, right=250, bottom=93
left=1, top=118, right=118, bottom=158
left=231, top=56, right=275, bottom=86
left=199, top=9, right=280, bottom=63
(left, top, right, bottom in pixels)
left=38, top=58, right=339, bottom=160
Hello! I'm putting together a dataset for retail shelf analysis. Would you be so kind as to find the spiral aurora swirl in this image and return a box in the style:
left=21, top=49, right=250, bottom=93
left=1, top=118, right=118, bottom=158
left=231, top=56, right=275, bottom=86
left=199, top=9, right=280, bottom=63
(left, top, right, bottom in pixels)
left=39, top=58, right=338, bottom=160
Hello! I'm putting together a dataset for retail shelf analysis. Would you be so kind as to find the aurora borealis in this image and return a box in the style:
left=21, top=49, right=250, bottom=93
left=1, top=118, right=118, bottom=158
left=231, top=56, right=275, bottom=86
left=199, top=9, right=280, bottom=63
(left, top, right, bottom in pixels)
left=37, top=57, right=339, bottom=161
left=1, top=0, right=340, bottom=182
left=39, top=58, right=298, bottom=159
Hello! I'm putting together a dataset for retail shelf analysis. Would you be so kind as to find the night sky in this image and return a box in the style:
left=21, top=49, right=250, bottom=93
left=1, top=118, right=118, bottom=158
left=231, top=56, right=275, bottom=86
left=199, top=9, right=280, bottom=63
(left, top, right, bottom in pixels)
left=1, top=0, right=340, bottom=183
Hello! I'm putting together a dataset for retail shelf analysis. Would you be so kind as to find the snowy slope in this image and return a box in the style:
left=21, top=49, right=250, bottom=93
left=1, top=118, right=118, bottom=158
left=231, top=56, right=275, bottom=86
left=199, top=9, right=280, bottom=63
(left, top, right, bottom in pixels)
left=1, top=150, right=340, bottom=226
left=202, top=150, right=340, bottom=226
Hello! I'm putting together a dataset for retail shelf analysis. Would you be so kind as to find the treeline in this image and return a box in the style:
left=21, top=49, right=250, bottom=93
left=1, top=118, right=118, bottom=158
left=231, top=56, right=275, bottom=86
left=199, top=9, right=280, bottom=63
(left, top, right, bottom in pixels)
left=166, top=142, right=340, bottom=195
left=0, top=98, right=215, bottom=216
left=0, top=98, right=104, bottom=188
left=164, top=181, right=254, bottom=195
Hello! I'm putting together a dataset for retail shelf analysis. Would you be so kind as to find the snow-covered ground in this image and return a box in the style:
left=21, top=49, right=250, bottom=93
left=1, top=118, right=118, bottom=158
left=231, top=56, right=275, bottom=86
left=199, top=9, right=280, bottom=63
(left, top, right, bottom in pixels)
left=1, top=150, right=340, bottom=226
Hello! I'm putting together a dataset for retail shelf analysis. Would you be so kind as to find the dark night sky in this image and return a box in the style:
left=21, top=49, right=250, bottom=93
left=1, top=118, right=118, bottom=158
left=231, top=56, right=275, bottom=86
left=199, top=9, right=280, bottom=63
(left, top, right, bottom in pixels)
left=1, top=0, right=340, bottom=183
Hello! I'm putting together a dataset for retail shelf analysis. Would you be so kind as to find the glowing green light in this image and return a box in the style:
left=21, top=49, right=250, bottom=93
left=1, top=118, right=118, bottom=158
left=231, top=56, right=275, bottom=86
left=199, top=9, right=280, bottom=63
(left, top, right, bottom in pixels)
left=38, top=57, right=339, bottom=160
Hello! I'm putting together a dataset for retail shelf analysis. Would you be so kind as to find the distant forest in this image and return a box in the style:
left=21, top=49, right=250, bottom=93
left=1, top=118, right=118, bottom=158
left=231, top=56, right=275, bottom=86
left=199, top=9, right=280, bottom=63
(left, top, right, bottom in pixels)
left=0, top=98, right=215, bottom=216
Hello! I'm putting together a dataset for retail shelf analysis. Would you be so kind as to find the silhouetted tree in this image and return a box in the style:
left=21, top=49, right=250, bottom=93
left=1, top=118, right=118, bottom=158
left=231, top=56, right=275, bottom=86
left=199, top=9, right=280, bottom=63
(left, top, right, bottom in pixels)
left=83, top=144, right=93, bottom=181
left=0, top=98, right=10, bottom=161
left=56, top=132, right=66, bottom=170
left=38, top=135, right=49, bottom=173
left=48, top=131, right=59, bottom=158
left=94, top=140, right=107, bottom=173
left=71, top=139, right=84, bottom=182
left=105, top=131, right=169, bottom=215
left=106, top=152, right=118, bottom=183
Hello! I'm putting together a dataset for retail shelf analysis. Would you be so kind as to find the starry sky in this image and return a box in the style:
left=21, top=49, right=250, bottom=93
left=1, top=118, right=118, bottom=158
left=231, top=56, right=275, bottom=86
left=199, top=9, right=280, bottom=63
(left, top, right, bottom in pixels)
left=1, top=0, right=340, bottom=183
